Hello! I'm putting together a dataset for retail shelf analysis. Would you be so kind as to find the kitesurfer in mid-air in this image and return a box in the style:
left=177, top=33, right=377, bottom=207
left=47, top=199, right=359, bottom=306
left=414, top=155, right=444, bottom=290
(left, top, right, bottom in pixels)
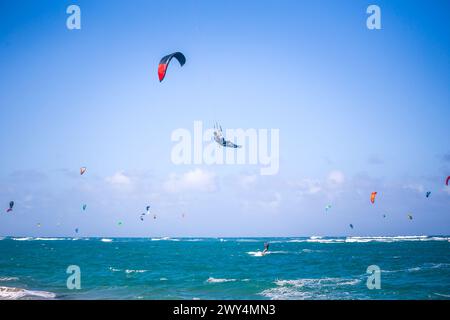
left=213, top=122, right=242, bottom=148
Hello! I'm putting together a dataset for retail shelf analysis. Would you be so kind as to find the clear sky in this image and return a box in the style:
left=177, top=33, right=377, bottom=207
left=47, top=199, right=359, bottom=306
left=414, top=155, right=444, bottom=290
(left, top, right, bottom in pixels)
left=0, top=0, right=449, bottom=237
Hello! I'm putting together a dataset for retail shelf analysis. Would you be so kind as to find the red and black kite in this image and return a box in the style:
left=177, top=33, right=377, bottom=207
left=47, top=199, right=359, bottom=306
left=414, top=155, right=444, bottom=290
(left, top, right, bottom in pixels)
left=158, top=52, right=186, bottom=82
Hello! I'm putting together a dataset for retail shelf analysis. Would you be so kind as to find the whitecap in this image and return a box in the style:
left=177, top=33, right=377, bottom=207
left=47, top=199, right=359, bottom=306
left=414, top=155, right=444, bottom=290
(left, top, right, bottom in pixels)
left=0, top=286, right=56, bottom=300
left=206, top=277, right=237, bottom=283
left=125, top=269, right=148, bottom=274
left=0, top=277, right=19, bottom=282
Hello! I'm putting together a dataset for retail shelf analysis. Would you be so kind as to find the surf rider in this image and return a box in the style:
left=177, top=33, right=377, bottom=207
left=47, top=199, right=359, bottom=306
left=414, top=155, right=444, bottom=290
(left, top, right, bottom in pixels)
left=263, top=242, right=269, bottom=255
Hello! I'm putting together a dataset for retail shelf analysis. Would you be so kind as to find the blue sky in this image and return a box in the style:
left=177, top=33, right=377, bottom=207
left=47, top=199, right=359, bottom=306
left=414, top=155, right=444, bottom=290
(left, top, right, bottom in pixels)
left=0, top=0, right=449, bottom=237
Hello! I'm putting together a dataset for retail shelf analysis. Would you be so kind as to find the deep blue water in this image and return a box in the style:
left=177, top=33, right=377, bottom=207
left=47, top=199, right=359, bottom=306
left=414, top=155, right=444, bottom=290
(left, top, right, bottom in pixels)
left=0, top=236, right=449, bottom=299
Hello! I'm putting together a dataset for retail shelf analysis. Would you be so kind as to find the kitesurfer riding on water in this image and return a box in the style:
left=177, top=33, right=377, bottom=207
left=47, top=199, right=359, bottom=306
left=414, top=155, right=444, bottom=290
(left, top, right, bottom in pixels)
left=263, top=242, right=269, bottom=255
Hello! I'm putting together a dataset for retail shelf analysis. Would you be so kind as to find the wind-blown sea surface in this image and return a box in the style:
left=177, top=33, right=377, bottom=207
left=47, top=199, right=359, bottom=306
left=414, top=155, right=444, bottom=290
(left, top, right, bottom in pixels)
left=0, top=236, right=449, bottom=300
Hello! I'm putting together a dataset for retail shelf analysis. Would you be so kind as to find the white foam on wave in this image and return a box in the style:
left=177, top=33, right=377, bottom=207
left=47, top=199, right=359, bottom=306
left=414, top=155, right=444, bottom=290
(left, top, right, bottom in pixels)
left=125, top=269, right=148, bottom=274
left=260, top=277, right=361, bottom=300
left=207, top=277, right=237, bottom=283
left=0, top=286, right=56, bottom=300
left=109, top=267, right=121, bottom=272
left=301, top=249, right=323, bottom=253
left=383, top=263, right=450, bottom=274
left=101, top=238, right=113, bottom=242
left=0, top=277, right=19, bottom=281
left=345, top=235, right=447, bottom=243
left=434, top=293, right=450, bottom=298
left=151, top=237, right=179, bottom=241
left=307, top=239, right=345, bottom=244
left=247, top=250, right=289, bottom=256
left=247, top=251, right=266, bottom=257
left=12, top=237, right=70, bottom=241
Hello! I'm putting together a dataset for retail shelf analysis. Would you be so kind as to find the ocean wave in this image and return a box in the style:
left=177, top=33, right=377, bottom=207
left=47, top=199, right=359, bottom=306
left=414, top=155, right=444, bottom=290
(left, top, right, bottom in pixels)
left=151, top=237, right=179, bottom=241
left=307, top=239, right=345, bottom=244
left=345, top=236, right=448, bottom=243
left=125, top=269, right=148, bottom=274
left=383, top=263, right=450, bottom=274
left=0, top=286, right=56, bottom=300
left=101, top=238, right=113, bottom=242
left=260, top=277, right=361, bottom=300
left=109, top=267, right=121, bottom=272
left=434, top=293, right=450, bottom=298
left=12, top=237, right=33, bottom=241
left=301, top=249, right=323, bottom=253
left=207, top=277, right=237, bottom=283
left=11, top=237, right=69, bottom=241
left=0, top=277, right=19, bottom=282
left=247, top=251, right=266, bottom=257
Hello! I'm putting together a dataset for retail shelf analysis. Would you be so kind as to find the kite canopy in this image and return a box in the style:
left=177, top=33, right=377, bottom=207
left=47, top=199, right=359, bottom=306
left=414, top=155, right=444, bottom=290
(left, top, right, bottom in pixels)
left=446, top=176, right=450, bottom=186
left=349, top=224, right=354, bottom=229
left=408, top=214, right=413, bottom=220
left=158, top=52, right=186, bottom=82
left=82, top=204, right=87, bottom=211
left=426, top=191, right=431, bottom=198
left=370, top=192, right=377, bottom=204
left=80, top=167, right=87, bottom=175
left=6, top=201, right=14, bottom=212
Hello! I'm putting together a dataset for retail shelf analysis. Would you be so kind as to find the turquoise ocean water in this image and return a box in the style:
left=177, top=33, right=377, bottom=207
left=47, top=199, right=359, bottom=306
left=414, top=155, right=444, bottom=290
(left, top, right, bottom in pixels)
left=0, top=236, right=449, bottom=300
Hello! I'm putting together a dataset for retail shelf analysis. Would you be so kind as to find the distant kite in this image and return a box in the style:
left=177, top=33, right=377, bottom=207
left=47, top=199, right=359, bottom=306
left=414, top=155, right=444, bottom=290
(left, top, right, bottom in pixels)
left=370, top=192, right=377, bottom=204
left=6, top=201, right=14, bottom=213
left=349, top=224, right=354, bottom=229
left=82, top=204, right=87, bottom=211
left=158, top=52, right=186, bottom=82
left=80, top=167, right=87, bottom=175
left=140, top=205, right=151, bottom=221
left=426, top=191, right=431, bottom=198
left=446, top=176, right=450, bottom=186
left=75, top=228, right=79, bottom=233
left=325, top=205, right=331, bottom=212
left=407, top=214, right=413, bottom=220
